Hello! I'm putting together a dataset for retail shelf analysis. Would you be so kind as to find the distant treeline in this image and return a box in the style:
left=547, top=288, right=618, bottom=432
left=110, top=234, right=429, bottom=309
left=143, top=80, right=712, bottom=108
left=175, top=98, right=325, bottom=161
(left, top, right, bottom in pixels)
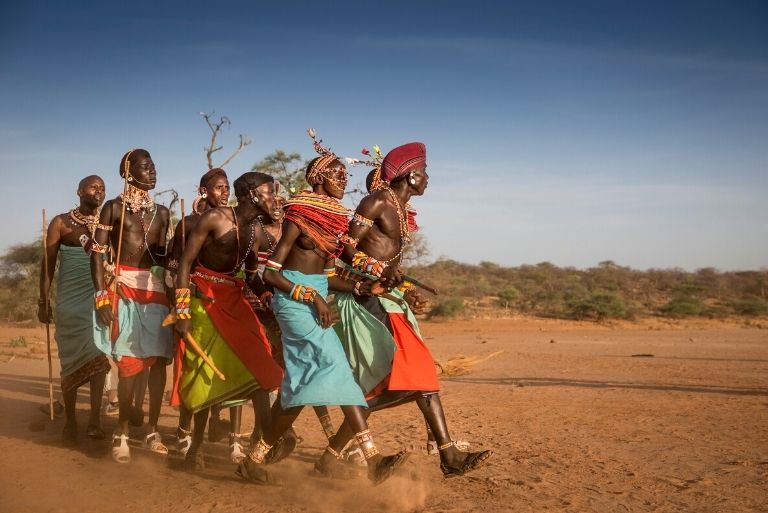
left=407, top=259, right=768, bottom=321
left=2, top=239, right=766, bottom=323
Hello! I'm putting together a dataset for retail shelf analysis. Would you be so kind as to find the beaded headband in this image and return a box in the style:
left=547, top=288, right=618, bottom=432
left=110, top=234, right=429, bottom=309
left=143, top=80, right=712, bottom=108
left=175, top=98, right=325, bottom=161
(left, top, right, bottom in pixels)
left=306, top=128, right=341, bottom=185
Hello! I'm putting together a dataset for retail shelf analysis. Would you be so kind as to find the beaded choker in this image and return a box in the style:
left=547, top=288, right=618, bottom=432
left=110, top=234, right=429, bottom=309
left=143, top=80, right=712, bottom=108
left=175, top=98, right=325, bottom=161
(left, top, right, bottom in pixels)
left=120, top=184, right=156, bottom=213
left=69, top=207, right=100, bottom=238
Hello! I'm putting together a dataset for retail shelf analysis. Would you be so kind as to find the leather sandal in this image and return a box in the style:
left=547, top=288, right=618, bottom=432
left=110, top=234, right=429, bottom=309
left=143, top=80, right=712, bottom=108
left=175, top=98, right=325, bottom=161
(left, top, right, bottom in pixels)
left=440, top=449, right=493, bottom=478
left=111, top=434, right=131, bottom=463
left=143, top=431, right=168, bottom=455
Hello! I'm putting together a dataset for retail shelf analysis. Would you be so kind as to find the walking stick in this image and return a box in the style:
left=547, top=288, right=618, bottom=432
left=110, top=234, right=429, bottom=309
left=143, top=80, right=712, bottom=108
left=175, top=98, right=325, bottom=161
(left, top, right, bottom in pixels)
left=110, top=158, right=131, bottom=338
left=183, top=332, right=226, bottom=381
left=41, top=209, right=54, bottom=420
left=180, top=198, right=186, bottom=250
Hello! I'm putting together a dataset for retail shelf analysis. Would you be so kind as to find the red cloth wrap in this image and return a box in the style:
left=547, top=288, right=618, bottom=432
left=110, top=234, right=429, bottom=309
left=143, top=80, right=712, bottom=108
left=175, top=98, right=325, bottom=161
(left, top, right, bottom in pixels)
left=381, top=142, right=426, bottom=183
left=117, top=356, right=157, bottom=378
left=191, top=265, right=283, bottom=390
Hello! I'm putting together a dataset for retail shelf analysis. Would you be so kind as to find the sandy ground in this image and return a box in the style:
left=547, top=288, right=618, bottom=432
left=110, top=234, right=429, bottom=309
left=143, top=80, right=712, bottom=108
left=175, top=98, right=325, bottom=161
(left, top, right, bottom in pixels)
left=1, top=317, right=766, bottom=513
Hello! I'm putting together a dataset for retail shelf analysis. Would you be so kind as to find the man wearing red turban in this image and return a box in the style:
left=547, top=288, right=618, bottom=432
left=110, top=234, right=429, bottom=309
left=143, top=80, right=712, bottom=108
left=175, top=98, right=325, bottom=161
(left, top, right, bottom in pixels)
left=324, top=142, right=493, bottom=478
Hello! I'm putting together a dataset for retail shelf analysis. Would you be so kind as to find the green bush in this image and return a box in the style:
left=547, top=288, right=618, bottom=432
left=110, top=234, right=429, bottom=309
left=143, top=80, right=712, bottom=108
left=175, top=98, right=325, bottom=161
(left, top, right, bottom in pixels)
left=427, top=297, right=465, bottom=319
left=659, top=297, right=704, bottom=318
left=730, top=297, right=768, bottom=316
left=567, top=291, right=629, bottom=321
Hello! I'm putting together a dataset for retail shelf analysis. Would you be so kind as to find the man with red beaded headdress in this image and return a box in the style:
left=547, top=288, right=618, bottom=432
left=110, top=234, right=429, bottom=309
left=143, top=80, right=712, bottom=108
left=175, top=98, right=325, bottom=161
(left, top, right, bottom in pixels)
left=38, top=175, right=111, bottom=445
left=330, top=142, right=493, bottom=478
left=91, top=149, right=173, bottom=463
left=235, top=129, right=408, bottom=485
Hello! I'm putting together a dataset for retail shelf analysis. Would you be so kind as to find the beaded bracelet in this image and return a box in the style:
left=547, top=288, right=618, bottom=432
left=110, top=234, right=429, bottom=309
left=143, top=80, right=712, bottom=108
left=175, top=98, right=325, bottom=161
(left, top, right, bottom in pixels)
left=90, top=241, right=109, bottom=254
left=175, top=287, right=192, bottom=320
left=323, top=267, right=336, bottom=278
left=290, top=284, right=317, bottom=304
left=94, top=290, right=111, bottom=309
left=353, top=281, right=363, bottom=296
left=265, top=259, right=283, bottom=273
left=352, top=251, right=386, bottom=278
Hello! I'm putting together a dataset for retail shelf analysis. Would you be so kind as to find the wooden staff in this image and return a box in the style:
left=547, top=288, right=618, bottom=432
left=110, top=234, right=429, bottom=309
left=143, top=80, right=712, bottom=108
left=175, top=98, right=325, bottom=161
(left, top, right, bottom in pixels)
left=41, top=209, right=54, bottom=420
left=184, top=332, right=226, bottom=381
left=402, top=273, right=438, bottom=295
left=110, top=160, right=131, bottom=338
left=180, top=198, right=186, bottom=250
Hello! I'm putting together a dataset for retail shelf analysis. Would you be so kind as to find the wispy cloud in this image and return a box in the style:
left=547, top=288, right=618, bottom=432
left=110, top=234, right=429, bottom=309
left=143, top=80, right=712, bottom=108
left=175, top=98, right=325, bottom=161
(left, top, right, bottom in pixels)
left=357, top=35, right=768, bottom=76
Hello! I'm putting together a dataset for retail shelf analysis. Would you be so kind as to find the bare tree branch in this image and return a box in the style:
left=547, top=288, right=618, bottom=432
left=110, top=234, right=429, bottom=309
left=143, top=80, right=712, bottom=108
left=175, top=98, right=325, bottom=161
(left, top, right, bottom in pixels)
left=200, top=111, right=251, bottom=169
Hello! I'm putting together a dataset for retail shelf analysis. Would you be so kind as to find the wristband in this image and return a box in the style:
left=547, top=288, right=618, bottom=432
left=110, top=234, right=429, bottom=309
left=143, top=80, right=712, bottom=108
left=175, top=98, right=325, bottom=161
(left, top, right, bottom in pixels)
left=175, top=287, right=192, bottom=320
left=94, top=290, right=111, bottom=309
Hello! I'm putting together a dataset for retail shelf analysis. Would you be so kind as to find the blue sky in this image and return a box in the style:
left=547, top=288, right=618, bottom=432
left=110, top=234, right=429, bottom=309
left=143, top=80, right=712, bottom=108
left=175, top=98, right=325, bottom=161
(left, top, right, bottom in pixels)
left=1, top=1, right=766, bottom=270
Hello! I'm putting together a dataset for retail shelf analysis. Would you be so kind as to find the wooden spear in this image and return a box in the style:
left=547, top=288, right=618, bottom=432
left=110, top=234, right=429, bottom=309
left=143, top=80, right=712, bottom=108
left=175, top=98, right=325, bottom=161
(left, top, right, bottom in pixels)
left=41, top=209, right=54, bottom=420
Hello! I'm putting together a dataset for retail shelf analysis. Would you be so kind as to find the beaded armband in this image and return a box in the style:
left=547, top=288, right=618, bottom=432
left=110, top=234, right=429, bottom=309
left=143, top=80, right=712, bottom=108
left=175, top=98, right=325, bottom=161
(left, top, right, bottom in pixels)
left=90, top=241, right=109, bottom=254
left=352, top=213, right=374, bottom=227
left=175, top=288, right=192, bottom=319
left=290, top=284, right=318, bottom=303
left=351, top=251, right=386, bottom=278
left=264, top=259, right=283, bottom=273
left=96, top=224, right=113, bottom=232
left=94, top=290, right=111, bottom=309
left=323, top=267, right=337, bottom=278
left=353, top=281, right=363, bottom=296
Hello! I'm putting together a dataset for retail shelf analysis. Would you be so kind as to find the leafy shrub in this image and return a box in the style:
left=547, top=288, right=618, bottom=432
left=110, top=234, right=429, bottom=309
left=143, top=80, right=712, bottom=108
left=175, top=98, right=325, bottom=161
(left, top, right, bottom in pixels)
left=427, top=297, right=465, bottom=319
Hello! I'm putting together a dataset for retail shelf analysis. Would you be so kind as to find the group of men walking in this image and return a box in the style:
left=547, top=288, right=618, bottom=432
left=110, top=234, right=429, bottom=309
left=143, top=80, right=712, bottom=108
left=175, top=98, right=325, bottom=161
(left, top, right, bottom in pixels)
left=38, top=132, right=492, bottom=485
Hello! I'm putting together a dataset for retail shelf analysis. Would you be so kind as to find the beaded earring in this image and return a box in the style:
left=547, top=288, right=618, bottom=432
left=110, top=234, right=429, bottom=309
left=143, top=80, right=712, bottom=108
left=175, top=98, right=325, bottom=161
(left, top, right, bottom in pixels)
left=409, top=173, right=416, bottom=185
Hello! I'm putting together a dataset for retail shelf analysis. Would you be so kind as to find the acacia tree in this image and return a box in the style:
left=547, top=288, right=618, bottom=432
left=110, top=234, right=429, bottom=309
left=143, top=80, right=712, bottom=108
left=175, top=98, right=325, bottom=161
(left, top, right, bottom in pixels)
left=251, top=150, right=308, bottom=194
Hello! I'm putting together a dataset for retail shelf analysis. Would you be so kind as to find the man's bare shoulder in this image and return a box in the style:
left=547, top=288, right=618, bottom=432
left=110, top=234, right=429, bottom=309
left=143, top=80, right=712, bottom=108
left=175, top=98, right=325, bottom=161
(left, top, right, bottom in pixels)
left=356, top=190, right=389, bottom=217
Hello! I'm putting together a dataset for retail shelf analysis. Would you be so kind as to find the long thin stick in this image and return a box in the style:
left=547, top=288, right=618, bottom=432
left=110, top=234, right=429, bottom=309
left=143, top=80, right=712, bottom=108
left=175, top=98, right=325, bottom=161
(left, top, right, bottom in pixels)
left=180, top=199, right=186, bottom=251
left=402, top=273, right=439, bottom=295
left=110, top=170, right=130, bottom=338
left=183, top=332, right=226, bottom=381
left=41, top=209, right=54, bottom=420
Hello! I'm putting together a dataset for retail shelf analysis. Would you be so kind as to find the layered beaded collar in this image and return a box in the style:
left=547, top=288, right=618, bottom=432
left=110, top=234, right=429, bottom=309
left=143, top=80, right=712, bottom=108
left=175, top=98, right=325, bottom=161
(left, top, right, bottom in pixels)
left=120, top=184, right=156, bottom=213
left=68, top=207, right=99, bottom=237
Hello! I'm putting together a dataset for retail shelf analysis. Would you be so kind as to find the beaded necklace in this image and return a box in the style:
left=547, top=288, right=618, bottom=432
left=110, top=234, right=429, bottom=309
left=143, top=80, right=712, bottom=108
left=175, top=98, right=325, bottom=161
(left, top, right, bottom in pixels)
left=256, top=215, right=280, bottom=253
left=230, top=207, right=256, bottom=273
left=68, top=207, right=99, bottom=238
left=379, top=185, right=410, bottom=264
left=121, top=184, right=156, bottom=213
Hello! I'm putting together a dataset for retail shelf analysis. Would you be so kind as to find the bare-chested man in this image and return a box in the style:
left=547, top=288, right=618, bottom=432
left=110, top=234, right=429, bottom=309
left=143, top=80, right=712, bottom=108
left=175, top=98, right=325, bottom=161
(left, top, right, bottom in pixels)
left=91, top=149, right=173, bottom=463
left=332, top=142, right=492, bottom=477
left=174, top=172, right=284, bottom=469
left=38, top=175, right=111, bottom=445
left=235, top=134, right=408, bottom=485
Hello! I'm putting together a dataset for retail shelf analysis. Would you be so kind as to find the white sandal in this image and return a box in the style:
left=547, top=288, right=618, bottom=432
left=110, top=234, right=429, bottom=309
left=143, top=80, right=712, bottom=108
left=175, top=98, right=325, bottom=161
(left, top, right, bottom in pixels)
left=177, top=433, right=192, bottom=457
left=230, top=433, right=246, bottom=463
left=111, top=434, right=131, bottom=463
left=143, top=431, right=169, bottom=455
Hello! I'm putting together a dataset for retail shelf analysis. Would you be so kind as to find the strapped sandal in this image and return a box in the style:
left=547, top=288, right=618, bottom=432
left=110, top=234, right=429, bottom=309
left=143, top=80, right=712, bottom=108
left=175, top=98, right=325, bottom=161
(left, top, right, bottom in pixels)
left=235, top=458, right=277, bottom=485
left=176, top=429, right=192, bottom=457
left=440, top=449, right=493, bottom=478
left=427, top=438, right=470, bottom=455
left=263, top=433, right=297, bottom=465
left=230, top=433, right=246, bottom=464
left=111, top=434, right=131, bottom=464
left=314, top=448, right=363, bottom=479
left=143, top=431, right=169, bottom=455
left=369, top=451, right=409, bottom=485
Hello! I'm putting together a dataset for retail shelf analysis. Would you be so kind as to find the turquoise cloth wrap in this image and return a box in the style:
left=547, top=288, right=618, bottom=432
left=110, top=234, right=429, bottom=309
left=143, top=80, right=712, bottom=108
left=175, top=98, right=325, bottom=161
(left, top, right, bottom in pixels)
left=53, top=245, right=103, bottom=377
left=271, top=270, right=366, bottom=407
